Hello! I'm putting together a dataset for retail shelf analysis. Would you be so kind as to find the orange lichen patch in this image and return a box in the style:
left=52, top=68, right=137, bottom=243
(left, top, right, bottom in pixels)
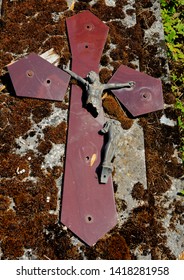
left=0, top=154, right=29, bottom=178
left=102, top=94, right=133, bottom=129
left=43, top=121, right=67, bottom=144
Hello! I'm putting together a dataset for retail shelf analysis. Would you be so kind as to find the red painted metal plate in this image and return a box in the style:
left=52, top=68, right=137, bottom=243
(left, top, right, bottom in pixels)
left=61, top=11, right=117, bottom=246
left=8, top=53, right=70, bottom=101
left=109, top=65, right=164, bottom=116
left=66, top=10, right=109, bottom=73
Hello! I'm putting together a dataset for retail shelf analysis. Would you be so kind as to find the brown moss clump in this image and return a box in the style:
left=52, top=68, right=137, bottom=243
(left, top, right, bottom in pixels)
left=103, top=94, right=133, bottom=129
left=32, top=101, right=52, bottom=123
left=169, top=199, right=184, bottom=230
left=146, top=150, right=172, bottom=194
left=43, top=122, right=67, bottom=144
left=120, top=205, right=175, bottom=259
left=131, top=182, right=145, bottom=200
left=164, top=93, right=176, bottom=105
left=54, top=100, right=69, bottom=110
left=43, top=36, right=68, bottom=56
left=137, top=10, right=156, bottom=30
left=126, top=9, right=135, bottom=16
left=47, top=166, right=63, bottom=179
left=37, top=140, right=52, bottom=155
left=100, top=55, right=110, bottom=67
left=0, top=154, right=29, bottom=178
left=139, top=112, right=182, bottom=195
left=29, top=154, right=45, bottom=177
left=37, top=223, right=82, bottom=260
left=0, top=96, right=33, bottom=151
left=136, top=0, right=153, bottom=9
left=92, top=0, right=126, bottom=21
left=0, top=0, right=69, bottom=74
left=115, top=198, right=128, bottom=213
left=83, top=233, right=131, bottom=260
left=1, top=237, right=24, bottom=259
left=96, top=234, right=131, bottom=259
left=0, top=195, right=11, bottom=211
left=99, top=68, right=112, bottom=84
left=74, top=2, right=91, bottom=12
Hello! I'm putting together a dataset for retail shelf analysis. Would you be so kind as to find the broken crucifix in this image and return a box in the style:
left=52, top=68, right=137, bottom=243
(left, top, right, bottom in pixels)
left=7, top=10, right=164, bottom=246
left=62, top=65, right=135, bottom=117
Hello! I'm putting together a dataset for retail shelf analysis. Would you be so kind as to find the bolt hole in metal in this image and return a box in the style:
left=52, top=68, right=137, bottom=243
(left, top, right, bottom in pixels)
left=86, top=156, right=90, bottom=161
left=85, top=23, right=94, bottom=31
left=140, top=89, right=152, bottom=101
left=85, top=215, right=94, bottom=223
left=26, top=70, right=34, bottom=78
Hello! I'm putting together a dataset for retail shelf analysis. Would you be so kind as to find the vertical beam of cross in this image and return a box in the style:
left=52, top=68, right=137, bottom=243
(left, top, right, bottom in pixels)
left=61, top=11, right=117, bottom=246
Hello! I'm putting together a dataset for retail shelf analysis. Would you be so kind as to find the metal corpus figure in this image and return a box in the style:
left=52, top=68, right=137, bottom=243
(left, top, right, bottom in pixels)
left=63, top=66, right=135, bottom=116
left=100, top=119, right=122, bottom=183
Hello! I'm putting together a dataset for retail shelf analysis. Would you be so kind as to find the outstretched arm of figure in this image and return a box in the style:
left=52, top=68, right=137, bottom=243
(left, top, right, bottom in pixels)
left=104, top=81, right=135, bottom=90
left=62, top=65, right=87, bottom=85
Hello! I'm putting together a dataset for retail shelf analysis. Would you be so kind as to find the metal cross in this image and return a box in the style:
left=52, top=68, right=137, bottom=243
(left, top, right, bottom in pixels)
left=8, top=10, right=164, bottom=246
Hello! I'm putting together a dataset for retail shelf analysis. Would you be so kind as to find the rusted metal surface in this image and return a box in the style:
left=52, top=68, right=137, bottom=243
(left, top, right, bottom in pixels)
left=109, top=65, right=164, bottom=116
left=61, top=11, right=117, bottom=246
left=8, top=53, right=70, bottom=101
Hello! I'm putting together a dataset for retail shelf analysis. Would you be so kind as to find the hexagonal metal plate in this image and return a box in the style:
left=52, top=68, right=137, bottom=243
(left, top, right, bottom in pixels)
left=109, top=65, right=164, bottom=116
left=8, top=53, right=70, bottom=101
